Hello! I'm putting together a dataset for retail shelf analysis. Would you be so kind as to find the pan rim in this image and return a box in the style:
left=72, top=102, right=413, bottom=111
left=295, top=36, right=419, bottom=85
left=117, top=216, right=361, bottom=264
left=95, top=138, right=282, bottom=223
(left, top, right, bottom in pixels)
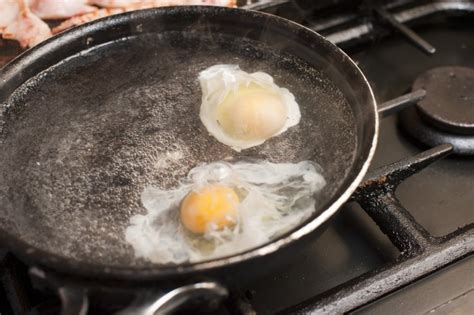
left=0, top=5, right=378, bottom=282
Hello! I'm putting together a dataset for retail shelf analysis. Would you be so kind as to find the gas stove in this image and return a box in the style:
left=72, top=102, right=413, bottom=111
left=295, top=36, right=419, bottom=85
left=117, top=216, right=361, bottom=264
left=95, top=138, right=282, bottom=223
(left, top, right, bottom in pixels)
left=1, top=0, right=473, bottom=314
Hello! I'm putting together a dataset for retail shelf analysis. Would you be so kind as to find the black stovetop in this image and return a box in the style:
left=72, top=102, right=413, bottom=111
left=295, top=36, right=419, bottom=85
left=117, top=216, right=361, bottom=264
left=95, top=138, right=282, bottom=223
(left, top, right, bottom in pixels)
left=1, top=1, right=473, bottom=314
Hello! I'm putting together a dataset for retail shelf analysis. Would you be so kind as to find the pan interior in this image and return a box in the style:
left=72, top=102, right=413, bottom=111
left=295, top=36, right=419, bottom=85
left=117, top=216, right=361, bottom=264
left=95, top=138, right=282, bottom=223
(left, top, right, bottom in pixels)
left=0, top=31, right=357, bottom=267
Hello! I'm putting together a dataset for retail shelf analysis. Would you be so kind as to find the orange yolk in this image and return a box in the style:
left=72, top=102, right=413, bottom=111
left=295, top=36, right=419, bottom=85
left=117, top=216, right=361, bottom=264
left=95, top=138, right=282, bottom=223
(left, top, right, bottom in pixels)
left=180, top=185, right=239, bottom=234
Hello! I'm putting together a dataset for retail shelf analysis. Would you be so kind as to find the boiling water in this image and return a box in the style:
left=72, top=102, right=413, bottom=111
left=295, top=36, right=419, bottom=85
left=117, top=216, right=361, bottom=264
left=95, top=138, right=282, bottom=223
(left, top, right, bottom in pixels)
left=0, top=32, right=356, bottom=267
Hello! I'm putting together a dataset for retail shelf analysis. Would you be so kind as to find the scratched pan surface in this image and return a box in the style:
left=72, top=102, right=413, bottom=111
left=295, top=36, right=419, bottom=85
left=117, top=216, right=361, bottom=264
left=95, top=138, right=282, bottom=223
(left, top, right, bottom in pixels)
left=0, top=7, right=376, bottom=280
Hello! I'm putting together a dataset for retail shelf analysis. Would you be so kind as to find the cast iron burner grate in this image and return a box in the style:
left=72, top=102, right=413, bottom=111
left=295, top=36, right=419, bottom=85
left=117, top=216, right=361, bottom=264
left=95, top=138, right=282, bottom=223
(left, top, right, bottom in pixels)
left=223, top=127, right=472, bottom=315
left=282, top=144, right=473, bottom=314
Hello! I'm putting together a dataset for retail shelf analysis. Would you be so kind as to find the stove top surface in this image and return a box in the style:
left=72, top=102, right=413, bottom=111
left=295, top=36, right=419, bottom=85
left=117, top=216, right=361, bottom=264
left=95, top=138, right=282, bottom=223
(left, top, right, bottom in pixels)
left=0, top=1, right=473, bottom=314
left=227, top=8, right=474, bottom=315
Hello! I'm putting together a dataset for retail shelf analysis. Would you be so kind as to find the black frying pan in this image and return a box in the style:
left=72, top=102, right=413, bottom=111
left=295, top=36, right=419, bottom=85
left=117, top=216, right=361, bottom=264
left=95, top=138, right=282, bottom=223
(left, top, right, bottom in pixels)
left=0, top=6, right=377, bottom=313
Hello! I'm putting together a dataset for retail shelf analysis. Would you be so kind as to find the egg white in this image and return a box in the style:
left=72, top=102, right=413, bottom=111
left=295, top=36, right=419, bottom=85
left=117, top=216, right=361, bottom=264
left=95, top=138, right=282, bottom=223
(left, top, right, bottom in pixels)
left=198, top=64, right=301, bottom=151
left=125, top=160, right=325, bottom=264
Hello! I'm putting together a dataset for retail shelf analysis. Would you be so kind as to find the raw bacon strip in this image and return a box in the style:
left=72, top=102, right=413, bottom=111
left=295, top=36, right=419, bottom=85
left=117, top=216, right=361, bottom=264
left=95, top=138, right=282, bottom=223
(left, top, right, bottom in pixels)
left=52, top=8, right=125, bottom=34
left=89, top=0, right=235, bottom=9
left=0, top=0, right=52, bottom=48
left=87, top=0, right=142, bottom=8
left=28, top=0, right=97, bottom=20
left=0, top=0, right=20, bottom=27
left=0, top=0, right=236, bottom=47
left=53, top=0, right=236, bottom=34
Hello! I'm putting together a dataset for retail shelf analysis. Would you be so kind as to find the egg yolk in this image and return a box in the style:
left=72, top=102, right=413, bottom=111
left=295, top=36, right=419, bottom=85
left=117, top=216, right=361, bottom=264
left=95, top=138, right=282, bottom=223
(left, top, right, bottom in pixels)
left=217, top=84, right=288, bottom=141
left=180, top=185, right=239, bottom=234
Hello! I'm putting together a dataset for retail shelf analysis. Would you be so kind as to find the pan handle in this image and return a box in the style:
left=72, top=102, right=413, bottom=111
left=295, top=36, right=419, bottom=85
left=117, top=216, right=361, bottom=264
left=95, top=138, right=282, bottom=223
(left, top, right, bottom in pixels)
left=30, top=267, right=89, bottom=315
left=31, top=267, right=227, bottom=314
left=58, top=286, right=89, bottom=315
left=116, top=282, right=228, bottom=315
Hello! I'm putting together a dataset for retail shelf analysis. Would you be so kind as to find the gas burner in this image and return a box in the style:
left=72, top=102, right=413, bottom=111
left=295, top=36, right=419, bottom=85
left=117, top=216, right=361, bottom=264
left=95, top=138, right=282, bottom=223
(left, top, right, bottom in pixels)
left=399, top=66, right=474, bottom=155
left=414, top=67, right=474, bottom=134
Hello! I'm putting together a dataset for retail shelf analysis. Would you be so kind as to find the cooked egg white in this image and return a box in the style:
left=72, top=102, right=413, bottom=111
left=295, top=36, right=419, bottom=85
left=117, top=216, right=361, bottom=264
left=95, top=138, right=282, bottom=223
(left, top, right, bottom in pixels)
left=199, top=64, right=301, bottom=151
left=125, top=160, right=325, bottom=264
